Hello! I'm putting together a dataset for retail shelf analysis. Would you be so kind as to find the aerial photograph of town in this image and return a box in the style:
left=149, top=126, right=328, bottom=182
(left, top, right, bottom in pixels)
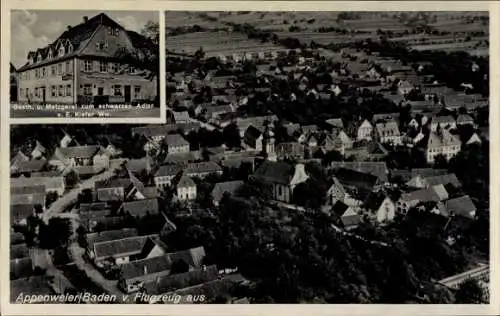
left=9, top=11, right=489, bottom=304
left=9, top=10, right=160, bottom=119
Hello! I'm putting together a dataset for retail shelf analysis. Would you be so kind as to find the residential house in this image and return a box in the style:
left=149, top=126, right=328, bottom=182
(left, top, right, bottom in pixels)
left=322, top=131, right=353, bottom=156
left=119, top=198, right=159, bottom=218
left=397, top=186, right=446, bottom=214
left=211, top=180, right=244, bottom=206
left=118, top=246, right=206, bottom=294
left=11, top=204, right=34, bottom=226
left=329, top=161, right=388, bottom=185
left=406, top=173, right=461, bottom=189
left=375, top=120, right=401, bottom=145
left=16, top=13, right=157, bottom=105
left=364, top=194, right=396, bottom=223
left=165, top=134, right=190, bottom=154
left=327, top=168, right=378, bottom=208
left=445, top=195, right=477, bottom=219
left=154, top=165, right=181, bottom=189
left=276, top=142, right=305, bottom=160
left=426, top=129, right=461, bottom=163
left=95, top=178, right=139, bottom=201
left=90, top=234, right=164, bottom=268
left=430, top=116, right=457, bottom=132
left=11, top=186, right=46, bottom=207
left=251, top=161, right=309, bottom=203
left=357, top=119, right=373, bottom=141
left=184, top=162, right=223, bottom=178
left=175, top=176, right=197, bottom=201
left=11, top=176, right=66, bottom=195
left=398, top=80, right=414, bottom=95
left=331, top=201, right=361, bottom=230
left=85, top=228, right=139, bottom=257
left=49, top=145, right=109, bottom=170
left=11, top=159, right=47, bottom=176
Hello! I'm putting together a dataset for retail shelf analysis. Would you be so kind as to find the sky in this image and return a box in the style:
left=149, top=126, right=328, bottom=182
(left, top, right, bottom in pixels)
left=10, top=10, right=159, bottom=69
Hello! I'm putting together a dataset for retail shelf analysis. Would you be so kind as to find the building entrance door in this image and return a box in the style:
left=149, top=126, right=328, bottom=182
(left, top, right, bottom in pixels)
left=97, top=87, right=104, bottom=96
left=124, top=85, right=131, bottom=103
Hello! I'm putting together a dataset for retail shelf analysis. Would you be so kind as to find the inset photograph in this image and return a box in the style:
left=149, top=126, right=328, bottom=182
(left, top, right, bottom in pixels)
left=10, top=10, right=160, bottom=120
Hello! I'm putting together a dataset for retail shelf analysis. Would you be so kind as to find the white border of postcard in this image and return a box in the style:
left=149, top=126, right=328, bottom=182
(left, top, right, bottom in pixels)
left=1, top=1, right=499, bottom=316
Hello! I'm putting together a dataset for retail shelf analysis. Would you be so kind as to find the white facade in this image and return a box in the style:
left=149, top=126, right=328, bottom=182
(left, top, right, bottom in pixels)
left=357, top=120, right=373, bottom=141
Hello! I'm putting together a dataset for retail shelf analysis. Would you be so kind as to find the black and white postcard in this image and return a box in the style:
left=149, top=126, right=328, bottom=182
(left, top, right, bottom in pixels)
left=10, top=10, right=161, bottom=120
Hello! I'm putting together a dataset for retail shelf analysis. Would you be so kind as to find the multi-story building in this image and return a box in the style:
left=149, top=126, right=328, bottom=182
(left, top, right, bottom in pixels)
left=357, top=119, right=373, bottom=141
left=375, top=121, right=402, bottom=145
left=426, top=129, right=461, bottom=163
left=16, top=13, right=157, bottom=105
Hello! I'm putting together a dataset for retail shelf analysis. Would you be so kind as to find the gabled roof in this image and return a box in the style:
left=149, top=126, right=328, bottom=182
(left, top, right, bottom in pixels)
left=457, top=114, right=474, bottom=124
left=330, top=161, right=388, bottom=183
left=18, top=13, right=156, bottom=72
left=11, top=176, right=65, bottom=190
left=11, top=159, right=47, bottom=174
left=252, top=160, right=297, bottom=185
left=121, top=198, right=159, bottom=217
left=425, top=173, right=461, bottom=188
left=86, top=228, right=138, bottom=250
left=432, top=115, right=456, bottom=124
left=325, top=118, right=344, bottom=129
left=120, top=254, right=173, bottom=283
left=52, top=145, right=100, bottom=160
left=427, top=130, right=461, bottom=149
left=10, top=276, right=53, bottom=301
left=358, top=119, right=372, bottom=129
left=375, top=120, right=400, bottom=136
left=176, top=175, right=196, bottom=188
left=166, top=134, right=189, bottom=147
left=185, top=162, right=222, bottom=175
left=445, top=195, right=476, bottom=219
left=155, top=165, right=182, bottom=177
left=142, top=265, right=218, bottom=296
left=211, top=181, right=244, bottom=202
left=93, top=234, right=159, bottom=260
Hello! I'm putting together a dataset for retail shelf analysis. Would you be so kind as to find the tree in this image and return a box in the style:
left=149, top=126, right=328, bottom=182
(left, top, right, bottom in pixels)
left=65, top=170, right=79, bottom=188
left=39, top=218, right=72, bottom=249
left=455, top=278, right=487, bottom=304
left=222, top=123, right=241, bottom=149
left=45, top=191, right=59, bottom=208
left=170, top=259, right=190, bottom=274
left=78, top=188, right=93, bottom=204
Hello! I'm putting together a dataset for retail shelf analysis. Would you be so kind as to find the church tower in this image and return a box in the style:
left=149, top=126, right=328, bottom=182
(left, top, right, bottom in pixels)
left=262, top=123, right=277, bottom=161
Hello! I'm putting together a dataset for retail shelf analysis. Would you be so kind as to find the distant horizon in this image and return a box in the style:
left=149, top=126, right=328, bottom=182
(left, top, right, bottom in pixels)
left=11, top=10, right=158, bottom=69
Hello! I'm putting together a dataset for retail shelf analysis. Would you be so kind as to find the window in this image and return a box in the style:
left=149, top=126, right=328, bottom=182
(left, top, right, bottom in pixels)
left=58, top=85, right=64, bottom=97
left=129, top=67, right=136, bottom=74
left=83, top=84, right=92, bottom=96
left=109, top=27, right=120, bottom=36
left=67, top=45, right=73, bottom=53
left=35, top=88, right=39, bottom=97
left=48, top=50, right=53, bottom=59
left=35, top=69, right=39, bottom=78
left=20, top=88, right=24, bottom=97
left=109, top=62, right=117, bottom=73
left=57, top=63, right=63, bottom=74
left=83, top=60, right=92, bottom=72
left=37, top=54, right=42, bottom=62
left=134, top=85, right=141, bottom=98
left=66, top=61, right=71, bottom=73
left=99, top=61, right=107, bottom=72
left=66, top=84, right=72, bottom=96
left=42, top=67, right=46, bottom=77
left=113, top=85, right=122, bottom=96
left=58, top=46, right=65, bottom=57
left=51, top=65, right=56, bottom=75
left=51, top=85, right=56, bottom=97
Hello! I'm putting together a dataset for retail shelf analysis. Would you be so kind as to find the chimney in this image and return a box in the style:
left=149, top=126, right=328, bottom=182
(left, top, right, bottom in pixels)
left=67, top=25, right=72, bottom=31
left=83, top=16, right=89, bottom=23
